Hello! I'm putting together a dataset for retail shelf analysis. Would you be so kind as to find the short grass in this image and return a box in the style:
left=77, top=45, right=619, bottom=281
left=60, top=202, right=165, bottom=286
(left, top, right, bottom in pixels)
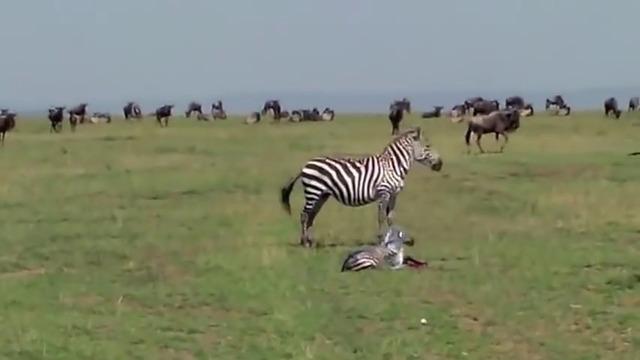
left=2, top=112, right=640, bottom=360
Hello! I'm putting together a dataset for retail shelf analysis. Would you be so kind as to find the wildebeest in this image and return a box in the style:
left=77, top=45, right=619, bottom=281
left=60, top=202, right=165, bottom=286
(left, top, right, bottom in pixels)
left=89, top=112, right=111, bottom=124
left=469, top=99, right=500, bottom=116
left=628, top=97, right=639, bottom=112
left=154, top=104, right=174, bottom=127
left=390, top=98, right=411, bottom=115
left=245, top=112, right=261, bottom=124
left=421, top=106, right=444, bottom=119
left=261, top=100, right=282, bottom=122
left=505, top=96, right=525, bottom=110
left=450, top=104, right=466, bottom=122
left=68, top=103, right=88, bottom=129
left=321, top=108, right=335, bottom=121
left=545, top=95, right=571, bottom=116
left=185, top=102, right=202, bottom=118
left=388, top=104, right=404, bottom=135
left=0, top=110, right=16, bottom=146
left=123, top=102, right=142, bottom=120
left=604, top=97, right=621, bottom=119
left=48, top=106, right=65, bottom=133
left=280, top=110, right=290, bottom=119
left=290, top=108, right=321, bottom=122
left=464, top=109, right=520, bottom=154
left=463, top=97, right=484, bottom=114
left=211, top=100, right=227, bottom=120
left=519, top=103, right=535, bottom=117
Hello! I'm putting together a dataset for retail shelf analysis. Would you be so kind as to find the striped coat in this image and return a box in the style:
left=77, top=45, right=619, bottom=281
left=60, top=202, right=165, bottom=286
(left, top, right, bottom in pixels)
left=341, top=226, right=426, bottom=272
left=280, top=127, right=443, bottom=247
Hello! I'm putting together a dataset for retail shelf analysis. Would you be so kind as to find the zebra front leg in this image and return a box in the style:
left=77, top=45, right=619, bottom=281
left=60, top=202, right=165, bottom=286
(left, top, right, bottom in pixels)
left=300, top=193, right=330, bottom=247
left=386, top=193, right=398, bottom=227
left=377, top=193, right=391, bottom=241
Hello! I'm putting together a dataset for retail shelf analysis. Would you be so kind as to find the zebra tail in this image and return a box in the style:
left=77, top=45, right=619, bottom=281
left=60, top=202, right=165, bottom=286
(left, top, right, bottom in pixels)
left=464, top=123, right=472, bottom=146
left=280, top=172, right=301, bottom=215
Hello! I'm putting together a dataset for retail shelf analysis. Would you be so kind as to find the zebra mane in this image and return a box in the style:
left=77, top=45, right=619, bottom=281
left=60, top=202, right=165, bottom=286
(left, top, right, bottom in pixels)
left=384, top=127, right=422, bottom=147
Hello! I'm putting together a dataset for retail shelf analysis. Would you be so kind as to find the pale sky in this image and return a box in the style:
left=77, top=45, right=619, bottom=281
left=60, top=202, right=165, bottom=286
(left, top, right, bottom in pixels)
left=0, top=0, right=637, bottom=112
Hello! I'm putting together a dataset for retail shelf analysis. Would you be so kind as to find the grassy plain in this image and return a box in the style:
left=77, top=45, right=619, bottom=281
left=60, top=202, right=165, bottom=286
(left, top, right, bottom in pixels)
left=1, top=112, right=640, bottom=359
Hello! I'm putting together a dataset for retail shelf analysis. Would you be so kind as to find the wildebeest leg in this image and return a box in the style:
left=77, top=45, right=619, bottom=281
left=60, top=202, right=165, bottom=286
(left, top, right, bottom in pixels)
left=391, top=121, right=400, bottom=136
left=498, top=132, right=508, bottom=152
left=475, top=133, right=485, bottom=153
left=300, top=193, right=330, bottom=247
left=0, top=132, right=4, bottom=146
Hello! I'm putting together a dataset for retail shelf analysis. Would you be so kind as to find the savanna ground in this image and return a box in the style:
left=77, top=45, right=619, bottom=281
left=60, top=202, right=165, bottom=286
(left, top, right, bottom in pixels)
left=1, top=111, right=640, bottom=360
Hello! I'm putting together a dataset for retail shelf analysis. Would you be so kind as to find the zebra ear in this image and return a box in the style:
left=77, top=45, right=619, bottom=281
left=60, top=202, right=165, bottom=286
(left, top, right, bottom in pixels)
left=413, top=127, right=422, bottom=139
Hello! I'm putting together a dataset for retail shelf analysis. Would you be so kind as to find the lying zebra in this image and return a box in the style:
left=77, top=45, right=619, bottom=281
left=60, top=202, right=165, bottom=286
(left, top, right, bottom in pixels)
left=341, top=226, right=427, bottom=272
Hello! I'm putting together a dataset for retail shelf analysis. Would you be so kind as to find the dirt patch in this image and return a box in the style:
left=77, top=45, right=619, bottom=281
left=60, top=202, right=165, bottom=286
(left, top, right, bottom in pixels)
left=0, top=267, right=46, bottom=279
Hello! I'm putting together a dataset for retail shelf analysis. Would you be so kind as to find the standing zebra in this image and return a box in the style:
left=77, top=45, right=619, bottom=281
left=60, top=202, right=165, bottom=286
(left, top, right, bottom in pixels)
left=280, top=127, right=443, bottom=247
left=341, top=226, right=427, bottom=272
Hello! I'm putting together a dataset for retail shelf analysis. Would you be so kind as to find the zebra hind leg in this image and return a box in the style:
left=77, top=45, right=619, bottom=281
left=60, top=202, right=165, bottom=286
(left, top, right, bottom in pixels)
left=300, top=193, right=330, bottom=247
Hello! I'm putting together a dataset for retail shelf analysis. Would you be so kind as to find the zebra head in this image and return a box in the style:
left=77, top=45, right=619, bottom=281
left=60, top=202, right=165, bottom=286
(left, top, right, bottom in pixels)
left=406, top=127, right=443, bottom=172
left=381, top=226, right=415, bottom=247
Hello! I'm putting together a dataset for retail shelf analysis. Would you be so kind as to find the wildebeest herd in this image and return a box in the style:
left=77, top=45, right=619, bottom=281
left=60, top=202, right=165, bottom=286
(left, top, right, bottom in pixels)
left=0, top=94, right=639, bottom=149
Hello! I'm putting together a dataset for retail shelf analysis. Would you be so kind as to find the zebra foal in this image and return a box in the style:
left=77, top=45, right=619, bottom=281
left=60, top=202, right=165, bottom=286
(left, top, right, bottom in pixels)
left=341, top=226, right=427, bottom=272
left=280, top=127, right=443, bottom=247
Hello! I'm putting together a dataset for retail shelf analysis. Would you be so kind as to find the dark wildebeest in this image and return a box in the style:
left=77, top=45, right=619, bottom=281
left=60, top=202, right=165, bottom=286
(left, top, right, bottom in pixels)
left=89, top=112, right=111, bottom=124
left=154, top=104, right=174, bottom=127
left=505, top=96, right=525, bottom=110
left=464, top=97, right=484, bottom=114
left=245, top=112, right=261, bottom=124
left=388, top=104, right=404, bottom=135
left=68, top=103, right=88, bottom=130
left=262, top=100, right=283, bottom=122
left=185, top=102, right=203, bottom=118
left=211, top=100, right=227, bottom=120
left=421, top=106, right=444, bottom=119
left=604, top=97, right=621, bottom=119
left=470, top=99, right=500, bottom=116
left=290, top=108, right=321, bottom=122
left=450, top=104, right=466, bottom=121
left=123, top=102, right=142, bottom=120
left=390, top=98, right=411, bottom=115
left=520, top=103, right=535, bottom=117
left=48, top=106, right=65, bottom=133
left=0, top=110, right=16, bottom=146
left=280, top=110, right=290, bottom=119
left=628, top=97, right=639, bottom=112
left=320, top=108, right=335, bottom=121
left=545, top=95, right=571, bottom=116
left=464, top=109, right=520, bottom=154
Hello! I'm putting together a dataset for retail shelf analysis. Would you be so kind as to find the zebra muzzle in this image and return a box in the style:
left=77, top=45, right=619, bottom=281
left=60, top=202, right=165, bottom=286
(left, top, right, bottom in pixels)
left=431, top=160, right=443, bottom=172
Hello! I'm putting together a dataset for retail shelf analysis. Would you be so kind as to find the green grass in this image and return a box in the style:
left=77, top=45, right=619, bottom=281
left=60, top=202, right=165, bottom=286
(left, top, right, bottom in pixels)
left=2, top=112, right=640, bottom=360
